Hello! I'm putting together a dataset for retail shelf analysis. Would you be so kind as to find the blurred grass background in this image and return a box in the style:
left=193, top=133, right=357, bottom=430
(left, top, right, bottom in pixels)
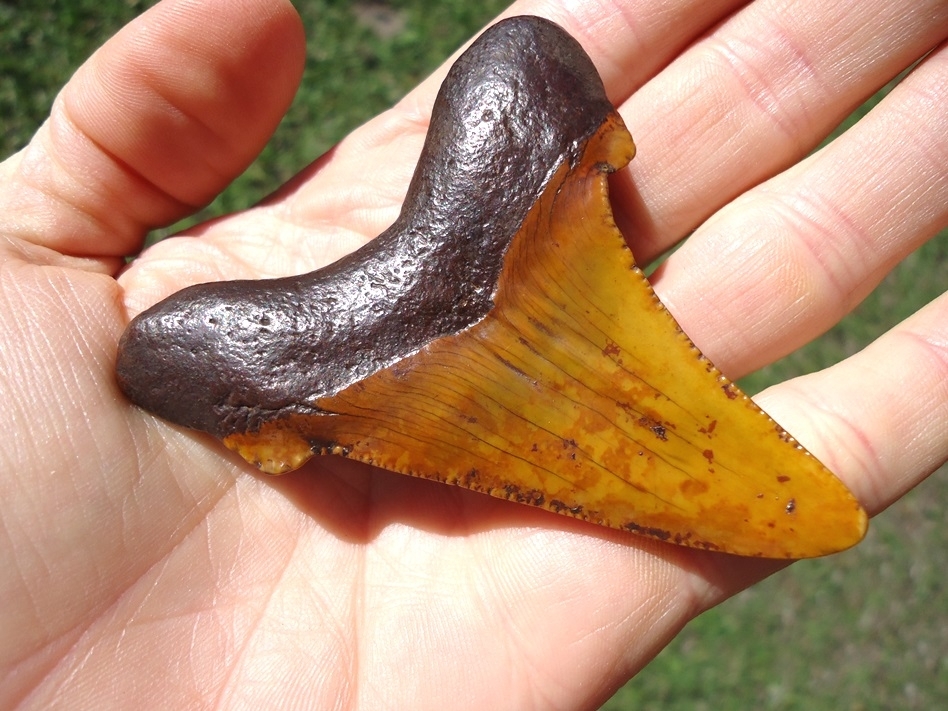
left=2, top=1, right=945, bottom=708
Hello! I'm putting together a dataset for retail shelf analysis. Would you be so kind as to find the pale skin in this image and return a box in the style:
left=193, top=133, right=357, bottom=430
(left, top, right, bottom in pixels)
left=1, top=0, right=946, bottom=707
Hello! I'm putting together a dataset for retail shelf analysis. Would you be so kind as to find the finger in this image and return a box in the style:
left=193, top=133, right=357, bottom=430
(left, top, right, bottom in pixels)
left=652, top=41, right=948, bottom=376
left=611, top=0, right=948, bottom=262
left=0, top=0, right=304, bottom=261
left=755, top=291, right=948, bottom=515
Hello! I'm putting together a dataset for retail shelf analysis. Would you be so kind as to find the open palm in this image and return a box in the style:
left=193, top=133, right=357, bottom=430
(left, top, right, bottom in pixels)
left=2, top=0, right=945, bottom=708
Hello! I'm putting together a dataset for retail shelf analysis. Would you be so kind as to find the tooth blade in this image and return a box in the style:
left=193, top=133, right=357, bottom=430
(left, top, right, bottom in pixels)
left=226, top=116, right=867, bottom=558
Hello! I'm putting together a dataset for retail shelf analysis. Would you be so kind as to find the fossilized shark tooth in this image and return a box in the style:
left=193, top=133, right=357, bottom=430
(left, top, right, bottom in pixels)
left=116, top=16, right=867, bottom=558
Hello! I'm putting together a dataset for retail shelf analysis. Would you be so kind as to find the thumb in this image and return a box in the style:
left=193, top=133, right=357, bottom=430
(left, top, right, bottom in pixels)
left=0, top=0, right=305, bottom=262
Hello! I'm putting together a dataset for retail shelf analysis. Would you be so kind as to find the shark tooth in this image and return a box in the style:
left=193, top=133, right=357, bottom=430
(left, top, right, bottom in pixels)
left=116, top=16, right=867, bottom=558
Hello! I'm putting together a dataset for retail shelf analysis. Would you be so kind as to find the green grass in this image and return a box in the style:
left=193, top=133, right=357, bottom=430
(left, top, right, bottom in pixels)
left=3, top=2, right=946, bottom=709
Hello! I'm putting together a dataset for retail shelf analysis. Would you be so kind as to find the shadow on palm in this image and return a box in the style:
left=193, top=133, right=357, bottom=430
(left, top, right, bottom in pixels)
left=253, top=448, right=785, bottom=599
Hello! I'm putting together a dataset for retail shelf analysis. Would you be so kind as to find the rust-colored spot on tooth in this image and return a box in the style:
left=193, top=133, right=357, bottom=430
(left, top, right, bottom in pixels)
left=602, top=341, right=621, bottom=357
left=679, top=479, right=710, bottom=497
left=699, top=419, right=717, bottom=436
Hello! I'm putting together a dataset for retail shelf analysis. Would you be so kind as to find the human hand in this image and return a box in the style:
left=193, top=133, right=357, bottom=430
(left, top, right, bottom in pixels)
left=1, top=0, right=945, bottom=709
